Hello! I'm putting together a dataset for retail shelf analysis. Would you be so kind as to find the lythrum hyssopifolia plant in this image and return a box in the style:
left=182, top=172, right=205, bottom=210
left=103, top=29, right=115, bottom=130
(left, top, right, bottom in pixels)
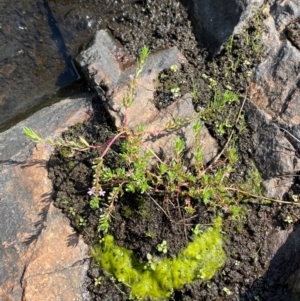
left=23, top=45, right=252, bottom=233
left=23, top=45, right=262, bottom=299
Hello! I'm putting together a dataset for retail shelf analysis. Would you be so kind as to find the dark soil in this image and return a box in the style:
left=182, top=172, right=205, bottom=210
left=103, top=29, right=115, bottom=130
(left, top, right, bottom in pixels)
left=47, top=0, right=300, bottom=300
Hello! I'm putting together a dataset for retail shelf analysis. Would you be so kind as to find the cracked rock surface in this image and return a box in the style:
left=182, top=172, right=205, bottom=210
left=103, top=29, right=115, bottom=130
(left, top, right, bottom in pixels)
left=75, top=30, right=218, bottom=165
left=0, top=95, right=93, bottom=301
left=248, top=0, right=300, bottom=199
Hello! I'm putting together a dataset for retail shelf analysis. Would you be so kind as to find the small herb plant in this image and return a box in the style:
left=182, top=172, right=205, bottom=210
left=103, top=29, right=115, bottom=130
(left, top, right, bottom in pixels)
left=144, top=253, right=158, bottom=271
left=170, top=86, right=180, bottom=97
left=157, top=240, right=168, bottom=254
left=23, top=45, right=260, bottom=236
left=170, top=64, right=179, bottom=72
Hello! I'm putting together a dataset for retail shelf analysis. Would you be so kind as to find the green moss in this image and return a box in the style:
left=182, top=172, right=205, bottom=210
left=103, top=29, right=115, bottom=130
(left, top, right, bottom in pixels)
left=92, top=217, right=226, bottom=300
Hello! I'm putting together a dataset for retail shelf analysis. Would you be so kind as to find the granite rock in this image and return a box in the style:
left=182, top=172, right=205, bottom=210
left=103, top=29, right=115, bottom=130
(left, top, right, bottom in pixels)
left=0, top=94, right=93, bottom=301
left=76, top=30, right=218, bottom=165
left=247, top=0, right=300, bottom=199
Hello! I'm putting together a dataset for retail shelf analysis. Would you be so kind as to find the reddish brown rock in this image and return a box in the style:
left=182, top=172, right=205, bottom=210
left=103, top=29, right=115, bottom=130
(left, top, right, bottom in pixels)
left=0, top=95, right=93, bottom=301
left=76, top=30, right=218, bottom=165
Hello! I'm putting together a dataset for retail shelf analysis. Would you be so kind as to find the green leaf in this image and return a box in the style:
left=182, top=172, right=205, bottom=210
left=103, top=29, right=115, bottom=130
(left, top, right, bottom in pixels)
left=90, top=197, right=100, bottom=209
left=23, top=127, right=43, bottom=142
left=79, top=136, right=90, bottom=147
left=175, top=137, right=185, bottom=155
left=125, top=183, right=136, bottom=193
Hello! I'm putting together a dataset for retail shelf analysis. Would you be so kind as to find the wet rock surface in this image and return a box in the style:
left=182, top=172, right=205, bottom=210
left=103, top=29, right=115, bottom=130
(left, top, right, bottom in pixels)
left=0, top=0, right=80, bottom=132
left=187, top=0, right=264, bottom=55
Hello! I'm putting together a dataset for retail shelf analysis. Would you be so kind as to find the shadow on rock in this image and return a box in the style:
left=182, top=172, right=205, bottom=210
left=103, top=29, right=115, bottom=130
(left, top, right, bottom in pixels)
left=241, top=222, right=300, bottom=301
left=23, top=192, right=52, bottom=246
left=67, top=232, right=80, bottom=248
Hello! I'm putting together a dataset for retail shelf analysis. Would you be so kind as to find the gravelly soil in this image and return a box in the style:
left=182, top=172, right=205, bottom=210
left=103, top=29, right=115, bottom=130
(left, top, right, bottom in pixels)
left=47, top=0, right=300, bottom=300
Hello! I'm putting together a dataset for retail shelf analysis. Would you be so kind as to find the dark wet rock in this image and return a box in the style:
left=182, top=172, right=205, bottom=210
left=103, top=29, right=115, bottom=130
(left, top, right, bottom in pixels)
left=0, top=0, right=80, bottom=132
left=75, top=30, right=218, bottom=164
left=247, top=0, right=300, bottom=199
left=0, top=94, right=93, bottom=301
left=187, top=0, right=264, bottom=55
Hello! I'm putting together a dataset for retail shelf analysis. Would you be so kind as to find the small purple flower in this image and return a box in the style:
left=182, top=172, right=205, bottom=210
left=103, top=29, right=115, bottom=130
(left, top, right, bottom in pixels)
left=87, top=187, right=95, bottom=196
left=99, top=189, right=106, bottom=197
left=45, top=144, right=52, bottom=151
left=224, top=172, right=230, bottom=178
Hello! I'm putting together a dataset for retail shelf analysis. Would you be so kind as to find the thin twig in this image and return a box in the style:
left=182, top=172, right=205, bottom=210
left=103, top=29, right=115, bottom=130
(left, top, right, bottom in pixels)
left=146, top=192, right=172, bottom=221
left=228, top=187, right=300, bottom=205
left=146, top=192, right=198, bottom=225
left=279, top=127, right=300, bottom=144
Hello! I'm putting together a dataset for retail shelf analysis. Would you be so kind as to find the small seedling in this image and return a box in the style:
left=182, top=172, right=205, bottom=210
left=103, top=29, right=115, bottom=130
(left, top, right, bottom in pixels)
left=284, top=215, right=293, bottom=224
left=69, top=207, right=76, bottom=216
left=144, top=253, right=157, bottom=270
left=170, top=64, right=179, bottom=72
left=192, top=224, right=203, bottom=236
left=246, top=70, right=252, bottom=77
left=185, top=205, right=196, bottom=215
left=226, top=35, right=235, bottom=53
left=145, top=229, right=156, bottom=238
left=208, top=77, right=217, bottom=88
left=77, top=216, right=87, bottom=227
left=191, top=79, right=198, bottom=101
left=216, top=119, right=233, bottom=135
left=184, top=195, right=196, bottom=215
left=170, top=86, right=180, bottom=97
left=157, top=240, right=168, bottom=254
left=62, top=199, right=69, bottom=205
left=229, top=205, right=245, bottom=221
left=94, top=276, right=102, bottom=286
left=223, top=287, right=232, bottom=295
left=201, top=73, right=217, bottom=89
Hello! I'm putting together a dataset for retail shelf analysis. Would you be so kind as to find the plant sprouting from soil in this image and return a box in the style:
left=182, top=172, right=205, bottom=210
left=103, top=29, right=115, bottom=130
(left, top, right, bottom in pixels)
left=23, top=45, right=264, bottom=236
left=157, top=240, right=168, bottom=254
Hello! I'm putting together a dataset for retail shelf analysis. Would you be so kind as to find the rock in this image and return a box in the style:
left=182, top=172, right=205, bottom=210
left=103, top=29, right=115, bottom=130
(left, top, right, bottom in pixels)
left=246, top=0, right=300, bottom=199
left=261, top=177, right=294, bottom=200
left=270, top=0, right=300, bottom=31
left=286, top=17, right=300, bottom=50
left=266, top=225, right=300, bottom=301
left=0, top=94, right=93, bottom=301
left=75, top=30, right=218, bottom=165
left=0, top=0, right=79, bottom=132
left=187, top=0, right=264, bottom=55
